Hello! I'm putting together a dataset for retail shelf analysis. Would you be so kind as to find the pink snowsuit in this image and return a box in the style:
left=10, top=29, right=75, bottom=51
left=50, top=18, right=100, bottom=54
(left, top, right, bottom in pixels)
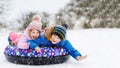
left=17, top=28, right=31, bottom=49
left=9, top=28, right=31, bottom=49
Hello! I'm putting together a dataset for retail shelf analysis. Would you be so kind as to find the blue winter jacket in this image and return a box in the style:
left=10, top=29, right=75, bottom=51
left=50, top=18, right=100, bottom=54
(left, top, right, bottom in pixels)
left=28, top=35, right=82, bottom=60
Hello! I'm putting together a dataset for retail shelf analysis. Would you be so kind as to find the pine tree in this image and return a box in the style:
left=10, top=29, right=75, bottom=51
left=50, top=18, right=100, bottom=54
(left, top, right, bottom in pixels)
left=17, top=11, right=37, bottom=31
left=56, top=0, right=120, bottom=29
left=41, top=12, right=50, bottom=29
left=0, top=0, right=12, bottom=29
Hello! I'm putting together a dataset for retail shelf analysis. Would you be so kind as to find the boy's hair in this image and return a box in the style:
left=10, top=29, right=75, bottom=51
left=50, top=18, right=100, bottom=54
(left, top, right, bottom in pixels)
left=45, top=25, right=66, bottom=40
left=45, top=25, right=55, bottom=40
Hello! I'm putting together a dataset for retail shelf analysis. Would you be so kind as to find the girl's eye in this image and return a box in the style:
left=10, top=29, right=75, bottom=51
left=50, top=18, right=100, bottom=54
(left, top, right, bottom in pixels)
left=37, top=32, right=39, bottom=34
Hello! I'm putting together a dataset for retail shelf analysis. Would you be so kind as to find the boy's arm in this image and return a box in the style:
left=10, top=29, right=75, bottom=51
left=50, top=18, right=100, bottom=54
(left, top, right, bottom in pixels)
left=28, top=40, right=39, bottom=50
left=61, top=40, right=84, bottom=60
left=28, top=36, right=43, bottom=50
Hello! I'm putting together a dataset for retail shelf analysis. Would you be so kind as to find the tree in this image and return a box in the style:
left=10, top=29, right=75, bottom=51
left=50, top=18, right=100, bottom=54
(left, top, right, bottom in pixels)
left=17, top=11, right=38, bottom=31
left=0, top=0, right=11, bottom=28
left=56, top=0, right=120, bottom=29
left=55, top=9, right=74, bottom=29
left=16, top=11, right=50, bottom=31
left=41, top=12, right=50, bottom=29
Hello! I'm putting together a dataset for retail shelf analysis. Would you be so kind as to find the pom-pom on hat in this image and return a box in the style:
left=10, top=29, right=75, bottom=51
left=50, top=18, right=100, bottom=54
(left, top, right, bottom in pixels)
left=27, top=15, right=42, bottom=32
left=32, top=15, right=41, bottom=22
left=52, top=25, right=66, bottom=40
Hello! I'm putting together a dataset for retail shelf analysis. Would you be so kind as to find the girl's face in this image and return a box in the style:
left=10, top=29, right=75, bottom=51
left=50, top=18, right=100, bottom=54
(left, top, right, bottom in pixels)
left=50, top=34, right=61, bottom=44
left=29, top=30, right=40, bottom=40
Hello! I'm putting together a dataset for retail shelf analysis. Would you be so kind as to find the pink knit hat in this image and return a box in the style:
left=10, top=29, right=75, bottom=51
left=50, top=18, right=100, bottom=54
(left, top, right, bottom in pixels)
left=27, top=15, right=42, bottom=32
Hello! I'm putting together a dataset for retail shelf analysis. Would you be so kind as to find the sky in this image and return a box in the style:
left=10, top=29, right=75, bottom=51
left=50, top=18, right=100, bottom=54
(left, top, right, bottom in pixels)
left=9, top=0, right=70, bottom=15
left=6, top=0, right=70, bottom=22
left=0, top=28, right=120, bottom=68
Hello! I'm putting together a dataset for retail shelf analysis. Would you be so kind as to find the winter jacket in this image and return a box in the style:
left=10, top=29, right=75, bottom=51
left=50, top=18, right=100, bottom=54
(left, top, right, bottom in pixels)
left=28, top=35, right=82, bottom=60
left=16, top=28, right=32, bottom=49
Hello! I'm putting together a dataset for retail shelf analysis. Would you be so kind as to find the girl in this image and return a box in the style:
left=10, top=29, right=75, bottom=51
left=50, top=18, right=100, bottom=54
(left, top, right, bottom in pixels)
left=8, top=15, right=42, bottom=52
left=28, top=25, right=87, bottom=61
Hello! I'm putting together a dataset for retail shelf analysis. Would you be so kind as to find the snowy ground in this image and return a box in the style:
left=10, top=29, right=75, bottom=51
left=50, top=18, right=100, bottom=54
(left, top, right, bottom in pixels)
left=0, top=28, right=120, bottom=68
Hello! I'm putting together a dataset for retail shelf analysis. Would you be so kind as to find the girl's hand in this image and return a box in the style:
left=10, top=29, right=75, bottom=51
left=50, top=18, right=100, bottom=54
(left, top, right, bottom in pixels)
left=35, top=47, right=41, bottom=53
left=76, top=55, right=87, bottom=61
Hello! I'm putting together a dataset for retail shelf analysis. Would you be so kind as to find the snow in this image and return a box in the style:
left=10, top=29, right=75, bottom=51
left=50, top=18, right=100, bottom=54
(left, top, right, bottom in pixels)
left=0, top=28, right=120, bottom=68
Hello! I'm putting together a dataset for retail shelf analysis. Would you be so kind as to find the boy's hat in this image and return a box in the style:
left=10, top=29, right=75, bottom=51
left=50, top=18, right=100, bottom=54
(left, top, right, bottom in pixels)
left=27, top=15, right=42, bottom=32
left=52, top=25, right=66, bottom=40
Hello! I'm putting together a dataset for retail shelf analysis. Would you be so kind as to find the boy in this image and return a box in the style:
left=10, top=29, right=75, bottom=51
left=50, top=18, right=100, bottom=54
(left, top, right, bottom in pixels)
left=28, top=25, right=87, bottom=61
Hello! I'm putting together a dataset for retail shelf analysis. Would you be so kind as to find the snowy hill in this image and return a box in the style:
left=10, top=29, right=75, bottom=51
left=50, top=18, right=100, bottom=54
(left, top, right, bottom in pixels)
left=0, top=28, right=120, bottom=68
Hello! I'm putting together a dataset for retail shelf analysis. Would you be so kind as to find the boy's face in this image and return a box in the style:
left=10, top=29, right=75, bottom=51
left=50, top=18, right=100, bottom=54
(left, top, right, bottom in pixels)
left=29, top=29, right=40, bottom=40
left=50, top=34, right=61, bottom=44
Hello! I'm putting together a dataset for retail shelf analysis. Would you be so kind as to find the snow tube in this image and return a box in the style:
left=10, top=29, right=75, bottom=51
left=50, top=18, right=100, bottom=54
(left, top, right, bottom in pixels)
left=4, top=45, right=70, bottom=65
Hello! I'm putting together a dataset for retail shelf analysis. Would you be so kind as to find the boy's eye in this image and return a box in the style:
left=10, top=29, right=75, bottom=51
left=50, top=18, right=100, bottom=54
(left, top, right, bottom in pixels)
left=54, top=35, right=59, bottom=38
left=53, top=34, right=57, bottom=37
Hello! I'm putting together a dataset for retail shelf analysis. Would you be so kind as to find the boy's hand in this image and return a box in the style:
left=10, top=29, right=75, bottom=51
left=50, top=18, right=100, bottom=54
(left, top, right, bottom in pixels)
left=35, top=47, right=41, bottom=53
left=76, top=55, right=87, bottom=61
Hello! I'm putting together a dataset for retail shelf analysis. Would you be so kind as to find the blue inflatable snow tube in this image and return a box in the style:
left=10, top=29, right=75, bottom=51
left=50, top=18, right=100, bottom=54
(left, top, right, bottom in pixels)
left=4, top=45, right=70, bottom=65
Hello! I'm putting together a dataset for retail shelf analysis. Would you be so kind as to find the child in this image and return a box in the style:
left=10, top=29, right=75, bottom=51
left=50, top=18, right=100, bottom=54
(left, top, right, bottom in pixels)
left=28, top=25, right=87, bottom=61
left=8, top=15, right=42, bottom=52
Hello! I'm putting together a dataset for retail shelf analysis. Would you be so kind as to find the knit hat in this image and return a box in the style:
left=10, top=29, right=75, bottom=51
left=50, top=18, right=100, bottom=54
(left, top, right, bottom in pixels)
left=52, top=25, right=66, bottom=40
left=27, top=15, right=42, bottom=32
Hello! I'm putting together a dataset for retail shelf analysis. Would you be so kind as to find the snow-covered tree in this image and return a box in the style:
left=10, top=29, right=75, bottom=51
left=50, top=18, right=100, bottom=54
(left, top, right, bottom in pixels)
left=0, top=0, right=12, bottom=28
left=56, top=0, right=120, bottom=29
left=55, top=9, right=74, bottom=29
left=40, top=12, right=50, bottom=29
left=15, top=11, right=50, bottom=31
left=17, top=11, right=37, bottom=31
